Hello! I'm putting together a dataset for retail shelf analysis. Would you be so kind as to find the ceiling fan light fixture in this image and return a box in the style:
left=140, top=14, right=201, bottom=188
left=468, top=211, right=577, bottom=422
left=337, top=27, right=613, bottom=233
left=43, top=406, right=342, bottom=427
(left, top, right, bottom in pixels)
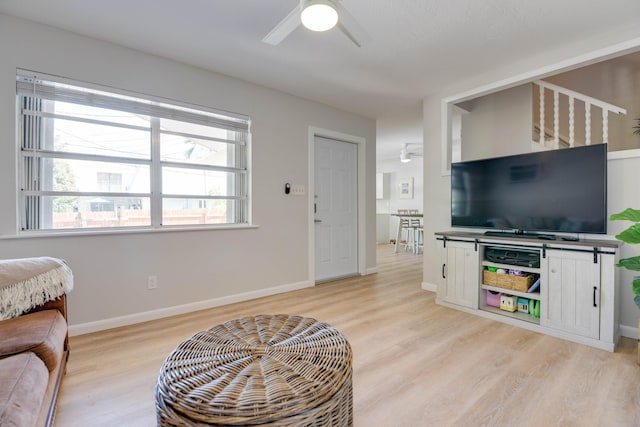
left=400, top=146, right=411, bottom=163
left=301, top=0, right=339, bottom=32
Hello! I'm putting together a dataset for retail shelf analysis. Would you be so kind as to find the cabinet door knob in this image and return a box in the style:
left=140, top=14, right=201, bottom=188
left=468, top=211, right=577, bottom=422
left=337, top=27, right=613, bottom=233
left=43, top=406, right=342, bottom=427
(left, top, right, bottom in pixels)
left=442, top=264, right=446, bottom=279
left=593, top=286, right=598, bottom=307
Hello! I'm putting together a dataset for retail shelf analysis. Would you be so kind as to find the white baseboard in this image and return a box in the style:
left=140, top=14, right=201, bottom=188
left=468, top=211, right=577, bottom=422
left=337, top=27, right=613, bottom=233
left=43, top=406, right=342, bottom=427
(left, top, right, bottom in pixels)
left=364, top=267, right=378, bottom=275
left=68, top=280, right=314, bottom=336
left=422, top=281, right=437, bottom=292
left=619, top=323, right=639, bottom=340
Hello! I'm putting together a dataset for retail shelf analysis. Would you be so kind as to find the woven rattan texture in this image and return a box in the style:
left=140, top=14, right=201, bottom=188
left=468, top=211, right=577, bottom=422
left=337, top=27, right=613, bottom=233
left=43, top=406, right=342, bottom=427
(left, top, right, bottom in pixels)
left=156, top=314, right=353, bottom=426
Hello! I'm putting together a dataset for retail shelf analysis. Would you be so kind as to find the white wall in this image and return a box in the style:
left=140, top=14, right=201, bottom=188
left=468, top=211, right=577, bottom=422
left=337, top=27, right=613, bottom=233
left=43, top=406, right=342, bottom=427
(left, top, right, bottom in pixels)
left=422, top=35, right=640, bottom=335
left=0, top=14, right=377, bottom=330
left=457, top=85, right=533, bottom=161
left=376, top=105, right=424, bottom=242
left=607, top=154, right=640, bottom=330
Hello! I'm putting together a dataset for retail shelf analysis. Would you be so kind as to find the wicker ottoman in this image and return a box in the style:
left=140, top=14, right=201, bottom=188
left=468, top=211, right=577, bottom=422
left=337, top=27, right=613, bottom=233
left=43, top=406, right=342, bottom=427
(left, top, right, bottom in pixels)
left=156, top=314, right=353, bottom=426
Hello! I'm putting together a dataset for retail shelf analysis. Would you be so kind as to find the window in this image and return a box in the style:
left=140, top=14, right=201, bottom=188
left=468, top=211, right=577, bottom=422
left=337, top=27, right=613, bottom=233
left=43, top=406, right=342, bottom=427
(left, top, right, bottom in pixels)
left=16, top=71, right=250, bottom=232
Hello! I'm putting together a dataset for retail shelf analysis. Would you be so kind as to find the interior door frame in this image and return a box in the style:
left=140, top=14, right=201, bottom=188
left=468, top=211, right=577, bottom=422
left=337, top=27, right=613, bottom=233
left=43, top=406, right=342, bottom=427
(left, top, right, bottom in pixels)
left=308, top=126, right=367, bottom=284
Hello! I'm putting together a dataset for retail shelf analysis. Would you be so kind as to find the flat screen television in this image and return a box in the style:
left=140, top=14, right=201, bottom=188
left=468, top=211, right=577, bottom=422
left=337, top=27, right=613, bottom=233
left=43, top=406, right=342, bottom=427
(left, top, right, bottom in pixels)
left=451, top=144, right=607, bottom=237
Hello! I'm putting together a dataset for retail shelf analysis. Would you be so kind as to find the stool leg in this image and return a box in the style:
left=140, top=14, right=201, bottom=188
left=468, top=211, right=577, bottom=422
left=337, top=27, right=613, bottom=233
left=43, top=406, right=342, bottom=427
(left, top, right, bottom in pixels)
left=407, top=227, right=414, bottom=253
left=416, top=228, right=423, bottom=254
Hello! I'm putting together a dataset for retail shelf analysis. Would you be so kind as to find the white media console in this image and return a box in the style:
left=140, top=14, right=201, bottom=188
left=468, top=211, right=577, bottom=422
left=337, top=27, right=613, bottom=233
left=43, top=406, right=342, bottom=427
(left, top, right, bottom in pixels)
left=435, top=231, right=621, bottom=351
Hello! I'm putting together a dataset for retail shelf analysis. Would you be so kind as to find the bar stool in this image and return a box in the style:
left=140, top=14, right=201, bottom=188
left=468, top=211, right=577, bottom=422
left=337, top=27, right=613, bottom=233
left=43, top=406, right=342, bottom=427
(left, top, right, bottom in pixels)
left=408, top=210, right=422, bottom=254
left=397, top=210, right=415, bottom=252
left=414, top=225, right=424, bottom=254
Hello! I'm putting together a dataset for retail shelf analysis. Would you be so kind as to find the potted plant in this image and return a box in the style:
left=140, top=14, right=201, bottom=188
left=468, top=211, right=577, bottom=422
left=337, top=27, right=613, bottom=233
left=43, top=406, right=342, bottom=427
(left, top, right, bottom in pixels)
left=610, top=207, right=640, bottom=364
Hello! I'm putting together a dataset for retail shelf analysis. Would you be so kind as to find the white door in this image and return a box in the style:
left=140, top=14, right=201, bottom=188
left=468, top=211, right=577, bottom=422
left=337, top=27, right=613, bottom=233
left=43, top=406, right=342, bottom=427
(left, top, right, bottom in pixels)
left=314, top=136, right=358, bottom=282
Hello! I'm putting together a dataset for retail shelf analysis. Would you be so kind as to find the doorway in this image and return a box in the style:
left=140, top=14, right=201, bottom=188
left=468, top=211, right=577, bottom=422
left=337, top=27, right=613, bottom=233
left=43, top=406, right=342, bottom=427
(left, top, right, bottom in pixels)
left=313, top=136, right=358, bottom=282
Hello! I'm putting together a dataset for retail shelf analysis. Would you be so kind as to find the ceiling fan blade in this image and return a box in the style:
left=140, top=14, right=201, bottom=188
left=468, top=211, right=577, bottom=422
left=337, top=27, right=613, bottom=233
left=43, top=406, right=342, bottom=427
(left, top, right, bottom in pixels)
left=334, top=1, right=370, bottom=47
left=262, top=5, right=302, bottom=45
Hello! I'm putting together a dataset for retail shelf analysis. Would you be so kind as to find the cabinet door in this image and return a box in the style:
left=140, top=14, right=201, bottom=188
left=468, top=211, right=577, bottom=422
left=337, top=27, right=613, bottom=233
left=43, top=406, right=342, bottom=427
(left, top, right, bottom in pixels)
left=542, top=249, right=600, bottom=339
left=439, top=241, right=479, bottom=309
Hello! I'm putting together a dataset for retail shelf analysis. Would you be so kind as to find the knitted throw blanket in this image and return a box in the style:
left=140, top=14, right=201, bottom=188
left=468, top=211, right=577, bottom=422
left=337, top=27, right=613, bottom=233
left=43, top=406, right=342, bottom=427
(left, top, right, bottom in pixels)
left=0, top=257, right=73, bottom=320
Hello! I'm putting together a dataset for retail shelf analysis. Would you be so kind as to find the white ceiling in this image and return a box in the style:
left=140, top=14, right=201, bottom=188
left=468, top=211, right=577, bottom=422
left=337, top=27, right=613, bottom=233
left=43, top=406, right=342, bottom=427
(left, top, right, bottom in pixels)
left=2, top=0, right=640, bottom=162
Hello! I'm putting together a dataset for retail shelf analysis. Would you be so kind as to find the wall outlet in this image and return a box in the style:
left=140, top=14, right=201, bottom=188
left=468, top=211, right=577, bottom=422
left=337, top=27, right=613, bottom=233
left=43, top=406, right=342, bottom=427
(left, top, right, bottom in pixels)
left=147, top=275, right=158, bottom=290
left=291, top=184, right=305, bottom=195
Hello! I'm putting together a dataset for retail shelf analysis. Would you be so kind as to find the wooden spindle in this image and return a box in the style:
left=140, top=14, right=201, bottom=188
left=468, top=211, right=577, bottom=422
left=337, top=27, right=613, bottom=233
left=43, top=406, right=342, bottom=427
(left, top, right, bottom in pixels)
left=553, top=90, right=559, bottom=148
left=585, top=103, right=591, bottom=145
left=602, top=109, right=609, bottom=144
left=539, top=85, right=545, bottom=144
left=569, top=96, right=575, bottom=147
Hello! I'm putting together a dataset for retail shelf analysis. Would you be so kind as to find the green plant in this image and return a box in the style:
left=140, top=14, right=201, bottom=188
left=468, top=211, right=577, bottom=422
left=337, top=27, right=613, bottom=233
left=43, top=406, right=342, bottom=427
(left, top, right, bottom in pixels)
left=610, top=208, right=640, bottom=309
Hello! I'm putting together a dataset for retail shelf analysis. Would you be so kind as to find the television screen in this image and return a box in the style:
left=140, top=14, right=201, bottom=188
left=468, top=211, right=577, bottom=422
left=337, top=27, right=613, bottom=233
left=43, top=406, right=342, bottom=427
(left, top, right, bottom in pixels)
left=451, top=144, right=607, bottom=235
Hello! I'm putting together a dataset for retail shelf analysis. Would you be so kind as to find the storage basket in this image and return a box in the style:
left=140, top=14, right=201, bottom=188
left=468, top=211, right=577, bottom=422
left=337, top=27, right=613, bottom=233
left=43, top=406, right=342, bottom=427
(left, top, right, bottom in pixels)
left=486, top=290, right=502, bottom=308
left=483, top=270, right=536, bottom=292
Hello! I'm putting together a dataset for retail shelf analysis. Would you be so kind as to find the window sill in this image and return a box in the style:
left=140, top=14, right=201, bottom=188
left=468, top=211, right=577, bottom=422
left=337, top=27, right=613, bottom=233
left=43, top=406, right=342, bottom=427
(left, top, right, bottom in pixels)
left=0, top=224, right=259, bottom=240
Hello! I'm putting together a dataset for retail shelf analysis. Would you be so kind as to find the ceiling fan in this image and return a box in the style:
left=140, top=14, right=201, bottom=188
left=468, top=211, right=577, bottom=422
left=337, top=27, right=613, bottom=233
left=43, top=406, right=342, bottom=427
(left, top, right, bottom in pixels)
left=262, top=0, right=370, bottom=47
left=400, top=143, right=422, bottom=163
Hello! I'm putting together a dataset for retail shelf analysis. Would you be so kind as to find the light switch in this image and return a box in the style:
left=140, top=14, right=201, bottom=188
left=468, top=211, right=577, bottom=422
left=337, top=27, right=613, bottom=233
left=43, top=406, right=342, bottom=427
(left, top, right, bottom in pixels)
left=291, top=185, right=305, bottom=195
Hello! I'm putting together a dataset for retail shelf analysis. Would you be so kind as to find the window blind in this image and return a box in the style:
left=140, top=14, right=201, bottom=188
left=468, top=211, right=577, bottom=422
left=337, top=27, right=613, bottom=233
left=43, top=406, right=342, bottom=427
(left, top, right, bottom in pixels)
left=16, top=71, right=250, bottom=134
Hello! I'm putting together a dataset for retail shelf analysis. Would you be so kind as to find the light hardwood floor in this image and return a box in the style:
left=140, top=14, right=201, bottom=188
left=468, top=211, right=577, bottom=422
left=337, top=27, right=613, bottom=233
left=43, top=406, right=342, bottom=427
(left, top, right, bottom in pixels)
left=56, top=245, right=639, bottom=426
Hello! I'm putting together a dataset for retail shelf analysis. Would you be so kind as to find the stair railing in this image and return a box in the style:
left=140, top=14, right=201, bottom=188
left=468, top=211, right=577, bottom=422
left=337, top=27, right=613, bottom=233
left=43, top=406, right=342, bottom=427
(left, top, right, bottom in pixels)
left=534, top=80, right=627, bottom=148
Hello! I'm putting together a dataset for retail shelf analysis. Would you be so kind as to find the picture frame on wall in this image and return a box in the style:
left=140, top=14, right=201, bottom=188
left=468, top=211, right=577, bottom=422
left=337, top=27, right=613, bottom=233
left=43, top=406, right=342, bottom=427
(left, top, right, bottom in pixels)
left=399, top=178, right=413, bottom=199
